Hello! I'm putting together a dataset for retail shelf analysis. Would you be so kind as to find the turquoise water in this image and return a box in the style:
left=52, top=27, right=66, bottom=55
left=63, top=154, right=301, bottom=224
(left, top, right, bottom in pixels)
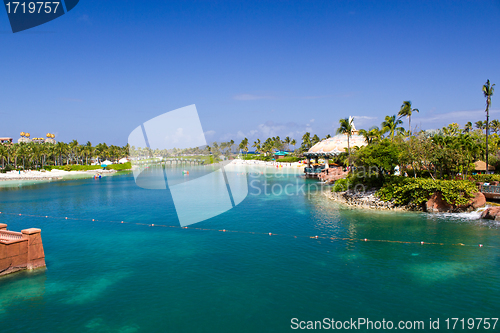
left=0, top=167, right=499, bottom=332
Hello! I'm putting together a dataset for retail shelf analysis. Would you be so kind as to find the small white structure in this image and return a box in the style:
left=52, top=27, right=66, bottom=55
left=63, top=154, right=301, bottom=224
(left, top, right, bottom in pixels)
left=118, top=158, right=129, bottom=164
left=101, top=160, right=113, bottom=165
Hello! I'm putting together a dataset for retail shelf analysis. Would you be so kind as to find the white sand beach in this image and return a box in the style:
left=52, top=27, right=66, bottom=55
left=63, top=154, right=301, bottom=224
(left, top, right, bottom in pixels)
left=0, top=169, right=117, bottom=181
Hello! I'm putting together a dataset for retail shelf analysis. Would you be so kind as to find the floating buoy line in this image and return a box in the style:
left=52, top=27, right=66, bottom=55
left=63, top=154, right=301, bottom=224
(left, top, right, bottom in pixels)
left=0, top=211, right=491, bottom=249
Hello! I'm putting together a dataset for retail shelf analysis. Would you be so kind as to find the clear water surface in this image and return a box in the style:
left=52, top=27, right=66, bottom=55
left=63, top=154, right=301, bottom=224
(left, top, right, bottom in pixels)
left=0, top=166, right=499, bottom=332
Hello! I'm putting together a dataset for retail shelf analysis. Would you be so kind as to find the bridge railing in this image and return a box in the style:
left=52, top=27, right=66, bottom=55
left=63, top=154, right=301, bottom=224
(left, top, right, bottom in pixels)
left=480, top=185, right=500, bottom=194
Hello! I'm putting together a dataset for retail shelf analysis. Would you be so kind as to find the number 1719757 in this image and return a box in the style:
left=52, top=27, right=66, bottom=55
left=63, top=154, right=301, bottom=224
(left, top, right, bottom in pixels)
left=5, top=2, right=60, bottom=14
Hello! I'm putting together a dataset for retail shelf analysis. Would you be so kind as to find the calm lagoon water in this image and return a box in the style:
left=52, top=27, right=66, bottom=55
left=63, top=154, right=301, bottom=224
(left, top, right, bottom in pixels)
left=0, top=167, right=499, bottom=332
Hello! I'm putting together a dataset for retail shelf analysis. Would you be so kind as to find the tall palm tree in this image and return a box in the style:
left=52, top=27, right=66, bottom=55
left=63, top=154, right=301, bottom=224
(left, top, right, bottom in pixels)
left=284, top=136, right=291, bottom=151
left=55, top=141, right=68, bottom=166
left=290, top=139, right=296, bottom=151
left=239, top=138, right=249, bottom=156
left=337, top=117, right=354, bottom=169
left=252, top=139, right=261, bottom=154
left=381, top=115, right=404, bottom=141
left=301, top=132, right=311, bottom=151
left=483, top=79, right=495, bottom=173
left=398, top=101, right=419, bottom=136
left=0, top=144, right=6, bottom=168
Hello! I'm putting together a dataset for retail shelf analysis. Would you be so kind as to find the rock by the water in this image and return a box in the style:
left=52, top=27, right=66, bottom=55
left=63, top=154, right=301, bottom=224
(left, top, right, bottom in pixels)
left=481, top=207, right=500, bottom=220
left=471, top=192, right=486, bottom=209
left=426, top=192, right=453, bottom=213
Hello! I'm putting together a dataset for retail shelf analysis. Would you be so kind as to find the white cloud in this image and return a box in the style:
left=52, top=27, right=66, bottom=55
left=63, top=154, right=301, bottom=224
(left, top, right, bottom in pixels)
left=418, top=109, right=500, bottom=125
left=204, top=130, right=216, bottom=136
left=310, top=119, right=315, bottom=123
left=217, top=121, right=312, bottom=142
left=351, top=115, right=378, bottom=128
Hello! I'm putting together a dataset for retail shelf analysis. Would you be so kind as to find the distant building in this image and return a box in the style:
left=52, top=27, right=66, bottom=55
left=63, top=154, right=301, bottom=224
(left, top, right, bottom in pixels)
left=17, top=132, right=56, bottom=144
left=274, top=151, right=289, bottom=159
left=0, top=137, right=13, bottom=144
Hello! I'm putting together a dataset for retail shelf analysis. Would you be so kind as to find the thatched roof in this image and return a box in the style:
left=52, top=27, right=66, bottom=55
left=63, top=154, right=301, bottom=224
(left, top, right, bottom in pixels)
left=474, top=160, right=495, bottom=171
left=304, top=134, right=367, bottom=157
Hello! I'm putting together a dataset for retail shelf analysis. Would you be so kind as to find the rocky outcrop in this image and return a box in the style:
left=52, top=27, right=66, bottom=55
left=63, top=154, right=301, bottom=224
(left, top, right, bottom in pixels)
left=426, top=191, right=486, bottom=213
left=326, top=190, right=412, bottom=211
left=425, top=192, right=453, bottom=213
left=327, top=189, right=486, bottom=213
left=480, top=207, right=500, bottom=220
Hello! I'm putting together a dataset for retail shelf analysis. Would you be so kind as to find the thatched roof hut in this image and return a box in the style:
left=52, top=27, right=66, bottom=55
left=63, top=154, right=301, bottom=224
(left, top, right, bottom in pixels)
left=474, top=161, right=495, bottom=172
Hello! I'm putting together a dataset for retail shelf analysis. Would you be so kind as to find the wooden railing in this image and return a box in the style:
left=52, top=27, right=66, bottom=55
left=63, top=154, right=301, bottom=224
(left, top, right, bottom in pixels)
left=0, top=230, right=24, bottom=243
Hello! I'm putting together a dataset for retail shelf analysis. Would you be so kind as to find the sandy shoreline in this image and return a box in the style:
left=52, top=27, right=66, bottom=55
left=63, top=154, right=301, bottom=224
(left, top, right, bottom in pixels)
left=0, top=169, right=118, bottom=182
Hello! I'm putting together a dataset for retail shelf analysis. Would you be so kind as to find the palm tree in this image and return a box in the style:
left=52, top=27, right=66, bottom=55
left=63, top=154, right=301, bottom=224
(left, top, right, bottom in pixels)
left=239, top=138, right=249, bottom=156
left=463, top=121, right=473, bottom=133
left=381, top=115, right=404, bottom=141
left=301, top=132, right=311, bottom=151
left=483, top=80, right=495, bottom=173
left=55, top=141, right=68, bottom=166
left=284, top=136, right=291, bottom=151
left=359, top=126, right=382, bottom=144
left=398, top=101, right=419, bottom=136
left=490, top=119, right=500, bottom=134
left=252, top=139, right=261, bottom=154
left=337, top=117, right=354, bottom=169
left=69, top=139, right=79, bottom=164
left=0, top=144, right=6, bottom=168
left=475, top=120, right=485, bottom=130
left=290, top=139, right=296, bottom=151
left=311, top=134, right=320, bottom=146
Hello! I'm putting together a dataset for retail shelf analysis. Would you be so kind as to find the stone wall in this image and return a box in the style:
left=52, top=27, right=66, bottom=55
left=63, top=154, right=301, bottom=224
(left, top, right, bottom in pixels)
left=0, top=224, right=46, bottom=276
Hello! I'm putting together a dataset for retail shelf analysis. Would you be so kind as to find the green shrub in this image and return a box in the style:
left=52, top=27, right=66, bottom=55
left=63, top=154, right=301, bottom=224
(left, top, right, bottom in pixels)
left=332, top=178, right=350, bottom=192
left=473, top=174, right=500, bottom=183
left=376, top=177, right=478, bottom=206
left=0, top=165, right=14, bottom=173
left=331, top=174, right=384, bottom=192
left=107, top=162, right=132, bottom=170
left=276, top=156, right=300, bottom=163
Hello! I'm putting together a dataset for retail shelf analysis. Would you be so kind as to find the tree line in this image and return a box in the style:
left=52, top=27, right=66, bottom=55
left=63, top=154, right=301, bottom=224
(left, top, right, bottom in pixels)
left=0, top=140, right=129, bottom=170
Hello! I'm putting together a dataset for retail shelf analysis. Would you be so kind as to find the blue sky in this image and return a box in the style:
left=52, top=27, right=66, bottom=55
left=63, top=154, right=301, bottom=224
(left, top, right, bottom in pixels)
left=1, top=0, right=499, bottom=146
